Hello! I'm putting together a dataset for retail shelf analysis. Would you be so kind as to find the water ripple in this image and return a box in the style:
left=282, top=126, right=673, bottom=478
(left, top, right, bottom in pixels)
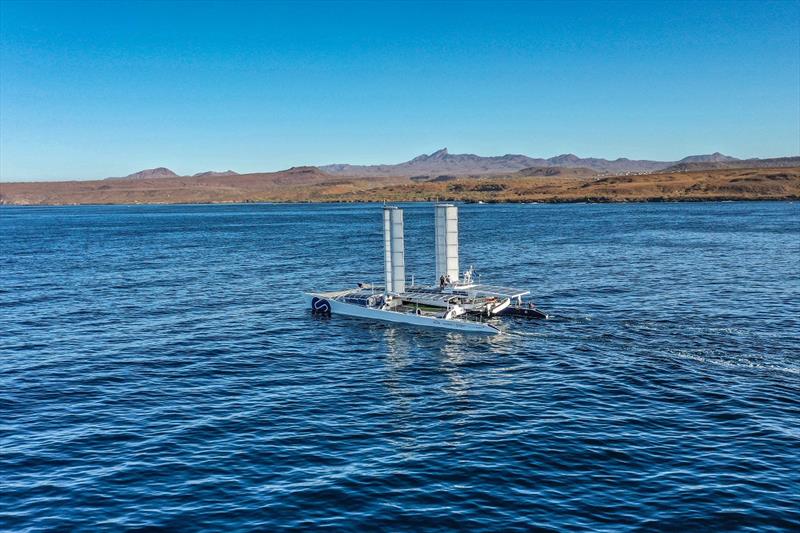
left=1, top=202, right=799, bottom=530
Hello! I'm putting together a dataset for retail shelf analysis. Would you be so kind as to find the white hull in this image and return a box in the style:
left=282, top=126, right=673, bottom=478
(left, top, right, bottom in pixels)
left=490, top=297, right=511, bottom=315
left=304, top=293, right=499, bottom=335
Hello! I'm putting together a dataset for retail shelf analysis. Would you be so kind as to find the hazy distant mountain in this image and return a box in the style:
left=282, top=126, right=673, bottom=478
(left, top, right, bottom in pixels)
left=663, top=156, right=800, bottom=173
left=106, top=168, right=240, bottom=180
left=322, top=148, right=547, bottom=176
left=102, top=152, right=800, bottom=183
left=320, top=148, right=749, bottom=176
left=675, top=152, right=739, bottom=164
left=192, top=170, right=239, bottom=178
left=543, top=155, right=670, bottom=173
left=106, top=167, right=179, bottom=180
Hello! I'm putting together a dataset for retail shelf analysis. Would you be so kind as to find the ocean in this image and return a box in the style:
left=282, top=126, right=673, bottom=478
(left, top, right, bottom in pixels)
left=1, top=201, right=798, bottom=530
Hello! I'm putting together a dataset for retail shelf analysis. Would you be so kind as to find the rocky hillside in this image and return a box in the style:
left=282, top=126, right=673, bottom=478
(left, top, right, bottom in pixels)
left=514, top=166, right=597, bottom=178
left=663, top=156, right=800, bottom=173
left=323, top=167, right=800, bottom=204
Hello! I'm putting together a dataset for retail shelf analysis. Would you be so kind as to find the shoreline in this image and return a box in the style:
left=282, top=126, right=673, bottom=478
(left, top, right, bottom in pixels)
left=1, top=196, right=797, bottom=208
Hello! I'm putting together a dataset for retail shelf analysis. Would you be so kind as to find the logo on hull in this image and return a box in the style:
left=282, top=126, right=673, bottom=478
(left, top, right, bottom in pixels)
left=311, top=297, right=331, bottom=315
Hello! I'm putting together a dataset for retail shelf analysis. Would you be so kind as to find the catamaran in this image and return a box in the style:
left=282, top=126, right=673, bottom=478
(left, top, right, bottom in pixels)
left=304, top=204, right=546, bottom=335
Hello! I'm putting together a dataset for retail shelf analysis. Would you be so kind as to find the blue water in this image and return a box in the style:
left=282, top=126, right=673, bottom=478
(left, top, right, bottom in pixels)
left=1, top=201, right=799, bottom=531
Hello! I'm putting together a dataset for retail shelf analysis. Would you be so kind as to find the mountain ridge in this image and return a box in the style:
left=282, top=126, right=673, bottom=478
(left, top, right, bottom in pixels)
left=662, top=156, right=800, bottom=172
left=98, top=152, right=800, bottom=183
left=320, top=149, right=799, bottom=176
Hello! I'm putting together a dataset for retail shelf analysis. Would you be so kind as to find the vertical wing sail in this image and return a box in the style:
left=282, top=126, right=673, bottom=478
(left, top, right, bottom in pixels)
left=383, top=207, right=393, bottom=292
left=384, top=206, right=405, bottom=293
left=435, top=204, right=459, bottom=282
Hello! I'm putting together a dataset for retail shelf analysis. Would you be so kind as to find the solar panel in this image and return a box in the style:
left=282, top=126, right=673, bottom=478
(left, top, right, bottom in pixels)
left=466, top=284, right=531, bottom=298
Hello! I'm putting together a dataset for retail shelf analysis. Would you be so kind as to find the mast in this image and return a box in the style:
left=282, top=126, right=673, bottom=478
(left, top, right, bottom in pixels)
left=435, top=204, right=459, bottom=283
left=383, top=206, right=405, bottom=293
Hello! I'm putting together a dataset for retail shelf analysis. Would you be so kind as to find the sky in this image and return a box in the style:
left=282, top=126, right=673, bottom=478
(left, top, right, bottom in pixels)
left=1, top=0, right=798, bottom=181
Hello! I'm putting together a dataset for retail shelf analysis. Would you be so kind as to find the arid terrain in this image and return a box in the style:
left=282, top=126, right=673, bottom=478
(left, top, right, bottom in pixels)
left=1, top=166, right=798, bottom=205
left=325, top=167, right=800, bottom=203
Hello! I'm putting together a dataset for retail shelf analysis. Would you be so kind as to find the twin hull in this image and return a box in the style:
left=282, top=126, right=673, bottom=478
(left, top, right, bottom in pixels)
left=304, top=293, right=499, bottom=335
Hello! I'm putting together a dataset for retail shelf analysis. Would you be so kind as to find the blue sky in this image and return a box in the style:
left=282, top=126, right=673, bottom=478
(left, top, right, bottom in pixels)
left=1, top=0, right=798, bottom=180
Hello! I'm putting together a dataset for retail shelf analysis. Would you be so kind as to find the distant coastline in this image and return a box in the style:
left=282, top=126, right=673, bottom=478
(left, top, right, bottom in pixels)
left=4, top=149, right=799, bottom=206
left=2, top=198, right=796, bottom=209
left=1, top=160, right=799, bottom=207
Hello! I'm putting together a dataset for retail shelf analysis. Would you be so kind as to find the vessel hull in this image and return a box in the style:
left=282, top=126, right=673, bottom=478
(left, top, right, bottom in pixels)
left=304, top=293, right=499, bottom=335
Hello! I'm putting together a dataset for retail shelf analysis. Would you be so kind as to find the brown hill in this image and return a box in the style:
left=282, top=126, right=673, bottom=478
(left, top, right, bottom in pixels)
left=0, top=166, right=401, bottom=205
left=675, top=152, right=739, bottom=164
left=514, top=166, right=597, bottom=178
left=106, top=167, right=241, bottom=180
left=106, top=167, right=179, bottom=180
